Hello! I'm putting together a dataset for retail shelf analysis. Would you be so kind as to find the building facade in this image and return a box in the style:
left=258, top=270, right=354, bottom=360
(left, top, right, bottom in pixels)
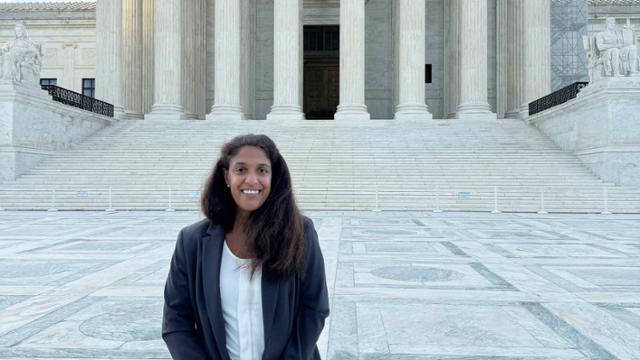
left=1, top=0, right=638, bottom=120
left=0, top=3, right=97, bottom=96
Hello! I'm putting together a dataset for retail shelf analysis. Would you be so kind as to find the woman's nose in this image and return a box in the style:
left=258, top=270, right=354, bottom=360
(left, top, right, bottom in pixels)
left=245, top=172, right=258, bottom=184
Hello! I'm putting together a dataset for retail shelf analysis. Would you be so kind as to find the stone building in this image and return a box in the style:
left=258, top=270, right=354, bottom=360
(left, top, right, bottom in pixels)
left=0, top=0, right=638, bottom=120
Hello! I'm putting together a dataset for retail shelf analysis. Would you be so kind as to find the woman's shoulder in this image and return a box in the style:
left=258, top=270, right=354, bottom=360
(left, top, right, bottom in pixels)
left=301, top=216, right=320, bottom=249
left=178, top=218, right=219, bottom=246
left=302, top=215, right=314, bottom=229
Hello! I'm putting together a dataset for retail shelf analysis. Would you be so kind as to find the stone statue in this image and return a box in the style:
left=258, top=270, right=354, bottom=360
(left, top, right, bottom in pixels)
left=585, top=17, right=638, bottom=80
left=0, top=23, right=44, bottom=84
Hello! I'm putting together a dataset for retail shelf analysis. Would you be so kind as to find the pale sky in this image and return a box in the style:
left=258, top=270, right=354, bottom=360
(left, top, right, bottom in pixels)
left=0, top=0, right=95, bottom=3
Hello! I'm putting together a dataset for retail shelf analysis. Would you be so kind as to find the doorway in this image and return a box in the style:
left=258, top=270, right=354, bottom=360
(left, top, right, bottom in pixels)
left=303, top=26, right=339, bottom=120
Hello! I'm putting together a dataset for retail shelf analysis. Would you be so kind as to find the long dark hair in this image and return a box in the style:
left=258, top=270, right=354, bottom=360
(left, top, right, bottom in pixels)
left=201, top=134, right=305, bottom=277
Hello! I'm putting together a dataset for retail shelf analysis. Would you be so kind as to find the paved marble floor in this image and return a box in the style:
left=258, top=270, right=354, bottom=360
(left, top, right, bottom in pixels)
left=0, top=211, right=639, bottom=360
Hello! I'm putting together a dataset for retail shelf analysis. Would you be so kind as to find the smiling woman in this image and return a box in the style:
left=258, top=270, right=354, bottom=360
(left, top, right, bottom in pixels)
left=162, top=134, right=329, bottom=360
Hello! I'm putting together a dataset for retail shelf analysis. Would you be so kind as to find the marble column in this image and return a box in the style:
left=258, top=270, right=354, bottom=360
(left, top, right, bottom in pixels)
left=502, top=0, right=551, bottom=119
left=205, top=0, right=215, bottom=114
left=122, top=0, right=143, bottom=119
left=334, top=0, right=370, bottom=121
left=456, top=0, right=495, bottom=119
left=182, top=0, right=197, bottom=119
left=444, top=0, right=460, bottom=119
left=394, top=0, right=431, bottom=120
left=195, top=0, right=207, bottom=118
left=521, top=0, right=551, bottom=117
left=208, top=0, right=244, bottom=120
left=504, top=0, right=523, bottom=118
left=267, top=0, right=304, bottom=120
left=496, top=0, right=508, bottom=118
left=146, top=0, right=183, bottom=120
left=96, top=0, right=124, bottom=117
left=240, top=0, right=256, bottom=119
left=142, top=0, right=154, bottom=115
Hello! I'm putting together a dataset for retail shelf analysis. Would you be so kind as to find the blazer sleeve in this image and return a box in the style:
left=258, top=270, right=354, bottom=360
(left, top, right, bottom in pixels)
left=281, top=219, right=331, bottom=359
left=162, top=229, right=210, bottom=360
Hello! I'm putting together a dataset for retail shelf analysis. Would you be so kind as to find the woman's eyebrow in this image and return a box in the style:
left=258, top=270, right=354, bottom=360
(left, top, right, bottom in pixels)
left=233, top=162, right=271, bottom=167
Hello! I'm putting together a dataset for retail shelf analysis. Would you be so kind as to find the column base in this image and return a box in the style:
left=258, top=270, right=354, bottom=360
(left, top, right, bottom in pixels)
left=504, top=110, right=520, bottom=119
left=183, top=112, right=200, bottom=120
left=456, top=102, right=496, bottom=120
left=122, top=111, right=144, bottom=120
left=207, top=105, right=244, bottom=120
left=113, top=105, right=126, bottom=119
left=518, top=103, right=529, bottom=119
left=504, top=105, right=529, bottom=120
left=144, top=104, right=184, bottom=120
left=266, top=105, right=305, bottom=120
left=394, top=103, right=432, bottom=120
left=334, top=104, right=370, bottom=121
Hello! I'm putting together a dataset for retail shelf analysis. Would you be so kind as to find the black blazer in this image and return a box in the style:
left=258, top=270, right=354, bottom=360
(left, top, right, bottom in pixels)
left=162, top=216, right=330, bottom=360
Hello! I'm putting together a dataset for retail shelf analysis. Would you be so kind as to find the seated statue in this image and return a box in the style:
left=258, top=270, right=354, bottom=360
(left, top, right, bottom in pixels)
left=0, top=23, right=44, bottom=84
left=585, top=17, right=638, bottom=81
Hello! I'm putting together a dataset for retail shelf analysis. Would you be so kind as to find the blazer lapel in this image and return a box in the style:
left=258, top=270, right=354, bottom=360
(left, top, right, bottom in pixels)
left=202, top=224, right=230, bottom=360
left=261, top=268, right=280, bottom=352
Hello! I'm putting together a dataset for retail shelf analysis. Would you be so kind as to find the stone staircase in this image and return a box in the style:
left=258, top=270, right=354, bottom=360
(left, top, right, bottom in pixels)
left=1, top=118, right=639, bottom=213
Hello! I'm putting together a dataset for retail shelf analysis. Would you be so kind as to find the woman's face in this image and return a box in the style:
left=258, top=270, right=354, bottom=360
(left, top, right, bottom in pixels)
left=224, top=146, right=272, bottom=216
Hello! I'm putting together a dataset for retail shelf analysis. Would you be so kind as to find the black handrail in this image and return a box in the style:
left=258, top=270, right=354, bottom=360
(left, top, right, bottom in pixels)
left=41, top=85, right=114, bottom=118
left=529, top=82, right=589, bottom=116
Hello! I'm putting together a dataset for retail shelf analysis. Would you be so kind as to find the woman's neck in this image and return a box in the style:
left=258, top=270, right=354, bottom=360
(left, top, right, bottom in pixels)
left=226, top=211, right=252, bottom=259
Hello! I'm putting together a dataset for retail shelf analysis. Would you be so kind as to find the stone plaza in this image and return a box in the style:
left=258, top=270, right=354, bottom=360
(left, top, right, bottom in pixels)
left=0, top=210, right=639, bottom=359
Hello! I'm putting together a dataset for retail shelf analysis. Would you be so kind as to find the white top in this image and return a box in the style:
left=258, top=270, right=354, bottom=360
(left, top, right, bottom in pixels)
left=219, top=240, right=264, bottom=360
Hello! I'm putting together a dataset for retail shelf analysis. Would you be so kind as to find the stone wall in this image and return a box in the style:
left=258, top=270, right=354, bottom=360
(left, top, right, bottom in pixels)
left=528, top=78, right=640, bottom=186
left=0, top=82, right=113, bottom=182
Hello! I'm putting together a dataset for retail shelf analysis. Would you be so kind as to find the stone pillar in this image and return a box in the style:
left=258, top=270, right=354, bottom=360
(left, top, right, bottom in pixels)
left=208, top=0, right=244, bottom=120
left=96, top=0, right=124, bottom=117
left=444, top=0, right=460, bottom=119
left=205, top=0, right=215, bottom=114
left=240, top=0, right=256, bottom=119
left=394, top=0, right=431, bottom=120
left=146, top=0, right=183, bottom=120
left=195, top=0, right=207, bottom=118
left=334, top=0, right=370, bottom=121
left=142, top=0, right=154, bottom=115
left=267, top=0, right=304, bottom=120
left=503, top=0, right=551, bottom=119
left=504, top=0, right=523, bottom=118
left=182, top=0, right=197, bottom=119
left=456, top=0, right=495, bottom=119
left=521, top=0, right=551, bottom=117
left=496, top=0, right=508, bottom=118
left=122, top=0, right=143, bottom=119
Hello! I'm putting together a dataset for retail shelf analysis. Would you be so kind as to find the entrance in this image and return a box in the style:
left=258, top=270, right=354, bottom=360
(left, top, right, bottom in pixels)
left=303, top=26, right=339, bottom=120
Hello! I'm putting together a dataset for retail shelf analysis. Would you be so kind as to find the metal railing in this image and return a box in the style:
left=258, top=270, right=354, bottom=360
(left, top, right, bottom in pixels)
left=529, top=81, right=589, bottom=116
left=0, top=184, right=638, bottom=213
left=41, top=85, right=114, bottom=117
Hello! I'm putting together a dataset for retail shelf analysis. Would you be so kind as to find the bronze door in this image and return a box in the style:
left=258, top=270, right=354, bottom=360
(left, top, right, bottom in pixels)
left=304, top=59, right=339, bottom=120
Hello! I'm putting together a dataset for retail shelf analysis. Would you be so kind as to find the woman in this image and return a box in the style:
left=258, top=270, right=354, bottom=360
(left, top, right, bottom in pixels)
left=162, top=134, right=330, bottom=360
